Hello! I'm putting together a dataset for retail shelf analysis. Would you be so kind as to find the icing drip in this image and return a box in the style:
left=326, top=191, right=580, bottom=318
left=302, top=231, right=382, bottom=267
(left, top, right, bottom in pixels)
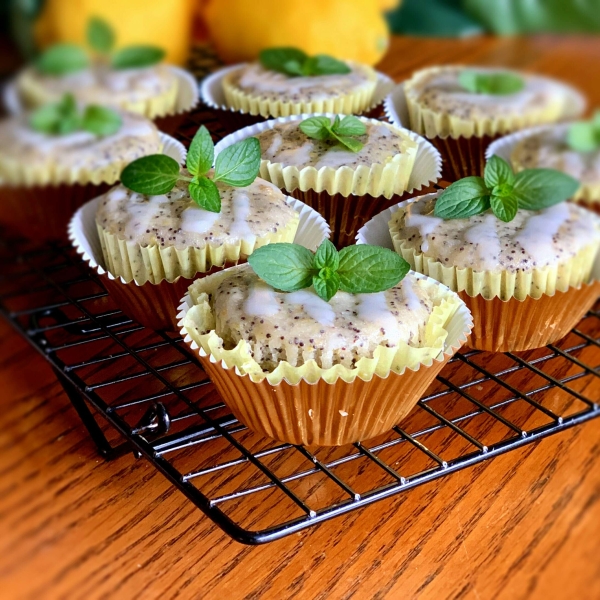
left=285, top=290, right=336, bottom=326
left=399, top=277, right=423, bottom=311
left=356, top=292, right=401, bottom=342
left=464, top=213, right=502, bottom=268
left=181, top=205, right=221, bottom=235
left=404, top=212, right=444, bottom=253
left=228, top=191, right=253, bottom=239
left=244, top=281, right=281, bottom=317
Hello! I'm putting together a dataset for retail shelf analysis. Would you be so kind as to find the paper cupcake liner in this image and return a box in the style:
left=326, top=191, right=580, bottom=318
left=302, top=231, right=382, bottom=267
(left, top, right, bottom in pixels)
left=68, top=194, right=330, bottom=331
left=177, top=266, right=472, bottom=445
left=487, top=124, right=600, bottom=207
left=385, top=79, right=586, bottom=181
left=201, top=64, right=394, bottom=134
left=459, top=280, right=600, bottom=352
left=0, top=133, right=185, bottom=242
left=3, top=66, right=199, bottom=123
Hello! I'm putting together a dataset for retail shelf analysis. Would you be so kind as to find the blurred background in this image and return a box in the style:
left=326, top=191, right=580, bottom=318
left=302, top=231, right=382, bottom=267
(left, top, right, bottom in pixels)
left=0, top=0, right=599, bottom=75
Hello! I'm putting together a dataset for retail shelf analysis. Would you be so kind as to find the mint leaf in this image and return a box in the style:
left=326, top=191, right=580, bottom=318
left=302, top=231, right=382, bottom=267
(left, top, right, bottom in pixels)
left=189, top=177, right=221, bottom=212
left=331, top=134, right=364, bottom=153
left=299, top=116, right=332, bottom=141
left=566, top=121, right=599, bottom=153
left=333, top=115, right=367, bottom=137
left=458, top=70, right=524, bottom=95
left=87, top=16, right=115, bottom=54
left=120, top=154, right=180, bottom=195
left=484, top=155, right=515, bottom=188
left=214, top=137, right=261, bottom=187
left=313, top=271, right=340, bottom=302
left=111, top=45, right=165, bottom=69
left=337, top=246, right=409, bottom=294
left=490, top=193, right=518, bottom=222
left=303, top=54, right=351, bottom=76
left=513, top=168, right=579, bottom=210
left=36, top=44, right=89, bottom=76
left=29, top=93, right=81, bottom=135
left=187, top=126, right=214, bottom=177
left=82, top=105, right=122, bottom=136
left=260, top=47, right=308, bottom=75
left=313, top=239, right=339, bottom=271
left=248, top=244, right=315, bottom=292
left=434, top=177, right=491, bottom=220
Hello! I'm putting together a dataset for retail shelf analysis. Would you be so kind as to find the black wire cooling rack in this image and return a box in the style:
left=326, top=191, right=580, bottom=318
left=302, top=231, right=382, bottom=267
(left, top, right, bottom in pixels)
left=1, top=61, right=600, bottom=544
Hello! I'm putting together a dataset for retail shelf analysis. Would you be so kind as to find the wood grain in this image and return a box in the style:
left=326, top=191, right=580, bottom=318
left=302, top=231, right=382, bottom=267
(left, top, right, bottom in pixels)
left=1, top=35, right=600, bottom=600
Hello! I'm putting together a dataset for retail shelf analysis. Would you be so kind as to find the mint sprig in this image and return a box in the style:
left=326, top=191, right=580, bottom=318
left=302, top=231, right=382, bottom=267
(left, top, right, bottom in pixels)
left=36, top=16, right=164, bottom=75
left=458, top=70, right=524, bottom=95
left=120, top=126, right=261, bottom=213
left=434, top=155, right=579, bottom=222
left=299, top=115, right=367, bottom=152
left=259, top=47, right=351, bottom=77
left=248, top=239, right=410, bottom=302
left=566, top=111, right=600, bottom=152
left=29, top=93, right=122, bottom=137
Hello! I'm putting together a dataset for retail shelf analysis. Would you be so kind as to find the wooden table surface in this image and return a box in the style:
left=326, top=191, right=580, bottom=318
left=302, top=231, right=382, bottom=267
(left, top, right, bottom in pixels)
left=2, top=35, right=600, bottom=600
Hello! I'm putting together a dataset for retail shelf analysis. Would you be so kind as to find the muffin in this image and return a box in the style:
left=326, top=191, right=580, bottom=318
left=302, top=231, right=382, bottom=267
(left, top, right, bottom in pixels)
left=201, top=49, right=393, bottom=133
left=486, top=124, right=600, bottom=213
left=397, top=65, right=584, bottom=181
left=387, top=193, right=600, bottom=351
left=214, top=114, right=441, bottom=247
left=0, top=105, right=179, bottom=241
left=179, top=262, right=471, bottom=445
left=70, top=173, right=329, bottom=331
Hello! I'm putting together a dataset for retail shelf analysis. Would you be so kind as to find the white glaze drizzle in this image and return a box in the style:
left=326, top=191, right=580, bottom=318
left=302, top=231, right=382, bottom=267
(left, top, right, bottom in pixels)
left=285, top=290, right=336, bottom=326
left=244, top=281, right=281, bottom=317
left=356, top=292, right=401, bottom=341
left=464, top=213, right=502, bottom=269
left=404, top=212, right=444, bottom=253
left=180, top=205, right=221, bottom=235
left=399, top=277, right=422, bottom=311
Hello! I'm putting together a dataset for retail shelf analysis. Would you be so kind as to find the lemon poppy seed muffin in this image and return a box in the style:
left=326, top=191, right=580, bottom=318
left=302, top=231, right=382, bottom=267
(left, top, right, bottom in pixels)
left=95, top=173, right=300, bottom=284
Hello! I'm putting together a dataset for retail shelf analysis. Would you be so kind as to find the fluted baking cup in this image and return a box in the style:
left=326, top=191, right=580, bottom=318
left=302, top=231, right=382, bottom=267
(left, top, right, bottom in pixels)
left=69, top=194, right=329, bottom=330
left=202, top=64, right=394, bottom=134
left=487, top=124, right=600, bottom=210
left=215, top=114, right=441, bottom=247
left=384, top=79, right=586, bottom=181
left=0, top=132, right=185, bottom=242
left=177, top=267, right=472, bottom=445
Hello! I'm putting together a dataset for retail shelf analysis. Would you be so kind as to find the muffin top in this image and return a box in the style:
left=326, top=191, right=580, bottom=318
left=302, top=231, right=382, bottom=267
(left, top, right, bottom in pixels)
left=256, top=120, right=417, bottom=169
left=511, top=127, right=600, bottom=185
left=96, top=173, right=298, bottom=248
left=391, top=194, right=600, bottom=273
left=18, top=63, right=178, bottom=108
left=204, top=265, right=438, bottom=371
left=226, top=62, right=375, bottom=102
left=0, top=110, right=161, bottom=185
left=404, top=66, right=572, bottom=121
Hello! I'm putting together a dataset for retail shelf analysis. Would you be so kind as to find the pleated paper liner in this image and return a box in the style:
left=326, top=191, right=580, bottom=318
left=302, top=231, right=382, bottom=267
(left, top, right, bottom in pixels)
left=384, top=81, right=586, bottom=182
left=487, top=124, right=600, bottom=213
left=0, top=133, right=186, bottom=243
left=69, top=193, right=330, bottom=332
left=214, top=114, right=441, bottom=248
left=177, top=271, right=472, bottom=446
left=2, top=66, right=199, bottom=135
left=459, top=280, right=600, bottom=352
left=201, top=64, right=395, bottom=135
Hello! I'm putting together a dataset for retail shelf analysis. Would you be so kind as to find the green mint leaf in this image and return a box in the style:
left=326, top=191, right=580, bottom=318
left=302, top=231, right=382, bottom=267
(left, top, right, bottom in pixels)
left=36, top=44, right=89, bottom=76
left=248, top=243, right=315, bottom=292
left=120, top=154, right=180, bottom=195
left=304, top=54, right=351, bottom=76
left=337, top=246, right=409, bottom=294
left=566, top=121, right=599, bottom=153
left=490, top=193, right=518, bottom=222
left=458, top=70, right=524, bottom=95
left=331, top=133, right=364, bottom=153
left=187, top=126, right=214, bottom=177
left=81, top=105, right=122, bottom=137
left=299, top=116, right=333, bottom=141
left=189, top=176, right=221, bottom=213
left=29, top=93, right=80, bottom=135
left=332, top=115, right=367, bottom=137
left=213, top=137, right=261, bottom=187
left=87, top=16, right=115, bottom=54
left=513, top=168, right=579, bottom=210
left=313, top=239, right=339, bottom=271
left=259, top=47, right=308, bottom=75
left=484, top=155, right=515, bottom=188
left=313, top=271, right=340, bottom=302
left=111, top=45, right=165, bottom=70
left=434, top=177, right=491, bottom=220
